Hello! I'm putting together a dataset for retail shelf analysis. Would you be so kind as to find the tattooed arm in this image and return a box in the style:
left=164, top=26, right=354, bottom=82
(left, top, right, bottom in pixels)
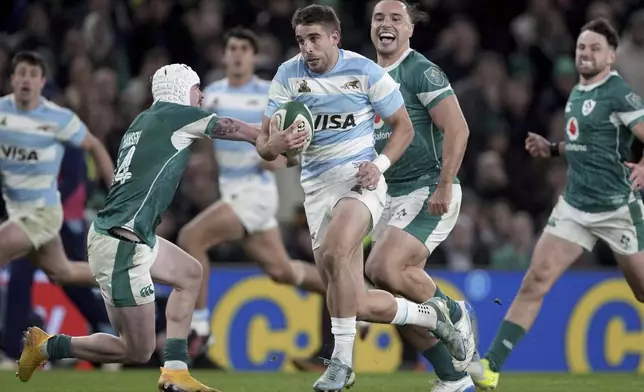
left=209, top=117, right=260, bottom=145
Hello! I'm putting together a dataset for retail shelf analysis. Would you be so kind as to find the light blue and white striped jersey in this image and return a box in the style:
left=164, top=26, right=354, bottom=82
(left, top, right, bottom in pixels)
left=265, top=49, right=404, bottom=193
left=0, top=94, right=87, bottom=213
left=204, top=76, right=274, bottom=185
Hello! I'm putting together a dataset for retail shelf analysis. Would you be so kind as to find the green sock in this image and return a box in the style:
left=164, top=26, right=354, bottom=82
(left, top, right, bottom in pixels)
left=433, top=287, right=462, bottom=324
left=422, top=343, right=468, bottom=382
left=163, top=338, right=189, bottom=364
left=46, top=334, right=72, bottom=360
left=485, top=320, right=526, bottom=372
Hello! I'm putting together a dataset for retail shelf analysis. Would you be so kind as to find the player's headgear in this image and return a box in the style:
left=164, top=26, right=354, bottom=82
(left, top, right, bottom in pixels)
left=151, top=64, right=200, bottom=106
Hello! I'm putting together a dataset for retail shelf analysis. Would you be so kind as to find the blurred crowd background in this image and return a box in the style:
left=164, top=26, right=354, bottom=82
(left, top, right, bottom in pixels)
left=1, top=0, right=644, bottom=372
left=3, top=0, right=639, bottom=271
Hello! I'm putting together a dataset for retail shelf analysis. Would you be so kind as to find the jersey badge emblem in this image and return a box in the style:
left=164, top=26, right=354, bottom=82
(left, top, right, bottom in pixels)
left=582, top=99, right=596, bottom=116
left=298, top=80, right=311, bottom=93
left=626, top=92, right=644, bottom=110
left=424, top=66, right=446, bottom=87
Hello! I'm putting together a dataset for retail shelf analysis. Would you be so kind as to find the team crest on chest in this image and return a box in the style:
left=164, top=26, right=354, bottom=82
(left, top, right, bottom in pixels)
left=297, top=80, right=311, bottom=93
left=566, top=116, right=579, bottom=141
left=582, top=99, right=596, bottom=116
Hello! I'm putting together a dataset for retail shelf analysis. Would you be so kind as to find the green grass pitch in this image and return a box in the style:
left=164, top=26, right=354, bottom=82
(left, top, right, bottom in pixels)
left=3, top=370, right=644, bottom=392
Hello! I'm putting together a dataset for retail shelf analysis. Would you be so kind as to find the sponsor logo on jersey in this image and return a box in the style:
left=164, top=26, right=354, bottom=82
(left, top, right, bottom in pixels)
left=565, top=102, right=572, bottom=113
left=566, top=116, right=580, bottom=141
left=314, top=113, right=355, bottom=130
left=140, top=284, right=155, bottom=298
left=0, top=145, right=39, bottom=161
left=582, top=99, right=596, bottom=116
left=374, top=114, right=385, bottom=130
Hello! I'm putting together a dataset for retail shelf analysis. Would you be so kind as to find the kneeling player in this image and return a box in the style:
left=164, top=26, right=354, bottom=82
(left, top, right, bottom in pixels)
left=17, top=64, right=260, bottom=392
left=177, top=28, right=325, bottom=339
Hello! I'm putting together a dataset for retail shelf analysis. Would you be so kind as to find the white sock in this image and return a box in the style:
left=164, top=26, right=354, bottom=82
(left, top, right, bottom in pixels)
left=164, top=360, right=188, bottom=370
left=192, top=308, right=210, bottom=321
left=330, top=317, right=356, bottom=367
left=390, top=298, right=437, bottom=329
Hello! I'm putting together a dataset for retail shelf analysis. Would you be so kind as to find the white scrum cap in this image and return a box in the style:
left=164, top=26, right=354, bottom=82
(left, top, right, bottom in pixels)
left=151, top=64, right=200, bottom=105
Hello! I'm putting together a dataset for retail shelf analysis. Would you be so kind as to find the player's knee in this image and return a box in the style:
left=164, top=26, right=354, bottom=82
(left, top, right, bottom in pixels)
left=177, top=225, right=201, bottom=251
left=126, top=343, right=155, bottom=364
left=519, top=263, right=555, bottom=299
left=631, top=288, right=644, bottom=303
left=319, top=243, right=351, bottom=278
left=265, top=263, right=292, bottom=284
left=44, top=264, right=72, bottom=286
left=365, top=259, right=396, bottom=292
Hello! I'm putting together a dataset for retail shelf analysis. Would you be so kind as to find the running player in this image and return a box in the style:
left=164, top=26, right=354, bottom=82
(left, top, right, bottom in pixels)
left=257, top=5, right=466, bottom=391
left=368, top=1, right=475, bottom=391
left=471, top=18, right=644, bottom=390
left=178, top=27, right=325, bottom=339
left=17, top=64, right=262, bottom=392
left=0, top=51, right=113, bottom=285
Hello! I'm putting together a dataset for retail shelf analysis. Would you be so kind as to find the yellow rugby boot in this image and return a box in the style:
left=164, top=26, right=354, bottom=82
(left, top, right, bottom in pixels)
left=470, top=358, right=499, bottom=390
left=16, top=327, right=50, bottom=382
left=158, top=367, right=222, bottom=392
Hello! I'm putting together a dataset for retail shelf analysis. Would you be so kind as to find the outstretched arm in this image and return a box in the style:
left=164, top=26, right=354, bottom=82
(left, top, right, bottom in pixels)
left=209, top=117, right=259, bottom=145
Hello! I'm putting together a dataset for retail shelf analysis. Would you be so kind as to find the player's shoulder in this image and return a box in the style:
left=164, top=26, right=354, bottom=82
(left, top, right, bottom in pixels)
left=40, top=98, right=78, bottom=124
left=279, top=53, right=305, bottom=73
left=341, top=50, right=379, bottom=73
left=203, top=78, right=228, bottom=94
left=251, top=76, right=271, bottom=92
left=0, top=94, right=14, bottom=110
left=604, top=71, right=633, bottom=92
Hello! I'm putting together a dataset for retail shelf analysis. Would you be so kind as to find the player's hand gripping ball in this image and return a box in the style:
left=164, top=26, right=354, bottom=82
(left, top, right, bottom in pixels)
left=270, top=101, right=314, bottom=158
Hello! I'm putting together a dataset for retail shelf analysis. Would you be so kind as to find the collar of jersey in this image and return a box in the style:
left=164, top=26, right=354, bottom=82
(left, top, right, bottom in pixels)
left=10, top=94, right=45, bottom=113
left=577, top=70, right=619, bottom=92
left=383, top=48, right=413, bottom=72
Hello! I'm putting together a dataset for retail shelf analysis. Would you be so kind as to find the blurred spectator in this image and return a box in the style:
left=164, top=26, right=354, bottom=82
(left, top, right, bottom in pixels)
left=490, top=211, right=536, bottom=270
left=616, top=9, right=644, bottom=95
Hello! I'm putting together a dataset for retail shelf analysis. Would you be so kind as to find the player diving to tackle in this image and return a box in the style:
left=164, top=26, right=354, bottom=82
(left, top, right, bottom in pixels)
left=369, top=1, right=476, bottom=391
left=178, top=27, right=326, bottom=339
left=0, top=51, right=113, bottom=286
left=257, top=5, right=466, bottom=391
left=470, top=18, right=644, bottom=390
left=17, top=64, right=260, bottom=392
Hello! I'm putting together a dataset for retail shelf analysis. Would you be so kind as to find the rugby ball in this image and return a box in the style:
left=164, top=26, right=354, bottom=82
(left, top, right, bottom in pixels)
left=271, top=101, right=314, bottom=158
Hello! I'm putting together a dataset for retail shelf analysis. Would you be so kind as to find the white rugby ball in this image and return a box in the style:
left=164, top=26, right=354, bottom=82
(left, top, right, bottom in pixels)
left=271, top=101, right=314, bottom=158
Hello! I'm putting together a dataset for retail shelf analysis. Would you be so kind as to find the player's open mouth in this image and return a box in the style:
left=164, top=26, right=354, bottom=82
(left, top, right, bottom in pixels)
left=378, top=32, right=396, bottom=44
left=579, top=59, right=593, bottom=67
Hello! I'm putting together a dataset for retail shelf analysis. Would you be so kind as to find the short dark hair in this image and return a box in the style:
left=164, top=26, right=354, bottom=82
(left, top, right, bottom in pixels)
left=378, top=0, right=429, bottom=24
left=581, top=18, right=619, bottom=49
left=224, top=27, right=259, bottom=53
left=11, top=51, right=47, bottom=76
left=291, top=4, right=341, bottom=34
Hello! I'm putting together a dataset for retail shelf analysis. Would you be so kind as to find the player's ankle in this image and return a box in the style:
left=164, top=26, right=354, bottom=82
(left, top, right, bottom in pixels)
left=330, top=317, right=356, bottom=366
left=163, top=338, right=189, bottom=368
left=163, top=360, right=188, bottom=370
